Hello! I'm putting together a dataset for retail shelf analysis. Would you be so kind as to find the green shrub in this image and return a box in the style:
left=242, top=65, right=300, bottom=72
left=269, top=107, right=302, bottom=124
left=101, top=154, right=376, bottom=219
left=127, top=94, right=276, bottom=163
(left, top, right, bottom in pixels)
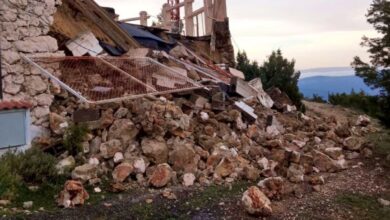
left=63, top=123, right=89, bottom=156
left=0, top=152, right=22, bottom=200
left=17, top=148, right=58, bottom=184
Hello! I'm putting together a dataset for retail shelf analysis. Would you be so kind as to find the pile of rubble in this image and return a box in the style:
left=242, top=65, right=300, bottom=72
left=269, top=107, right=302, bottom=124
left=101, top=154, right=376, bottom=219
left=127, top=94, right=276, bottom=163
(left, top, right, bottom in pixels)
left=51, top=76, right=375, bottom=213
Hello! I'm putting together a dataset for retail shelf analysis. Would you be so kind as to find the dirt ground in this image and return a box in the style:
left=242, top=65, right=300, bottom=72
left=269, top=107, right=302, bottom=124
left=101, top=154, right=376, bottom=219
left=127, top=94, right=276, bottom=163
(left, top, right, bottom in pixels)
left=6, top=102, right=390, bottom=220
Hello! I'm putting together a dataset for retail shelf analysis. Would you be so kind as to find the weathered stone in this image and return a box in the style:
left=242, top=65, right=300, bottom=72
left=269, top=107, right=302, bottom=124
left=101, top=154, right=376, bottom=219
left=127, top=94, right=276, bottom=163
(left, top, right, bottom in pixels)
left=25, top=75, right=47, bottom=95
left=142, top=137, right=168, bottom=164
left=169, top=139, right=198, bottom=173
left=309, top=175, right=325, bottom=185
left=112, top=162, right=133, bottom=183
left=242, top=186, right=272, bottom=216
left=57, top=180, right=89, bottom=208
left=356, top=115, right=370, bottom=127
left=113, top=152, right=124, bottom=164
left=133, top=158, right=147, bottom=174
left=183, top=173, right=196, bottom=187
left=287, top=163, right=305, bottom=183
left=114, top=107, right=129, bottom=119
left=35, top=93, right=54, bottom=106
left=100, top=139, right=123, bottom=159
left=324, top=147, right=343, bottom=160
left=149, top=163, right=172, bottom=188
left=56, top=156, right=75, bottom=175
left=243, top=166, right=261, bottom=181
left=343, top=137, right=362, bottom=151
left=214, top=157, right=235, bottom=178
left=49, top=112, right=68, bottom=135
left=71, top=164, right=98, bottom=183
left=312, top=150, right=343, bottom=172
left=14, top=36, right=58, bottom=53
left=108, top=119, right=139, bottom=145
left=23, top=201, right=33, bottom=209
left=335, top=125, right=351, bottom=138
left=258, top=177, right=285, bottom=200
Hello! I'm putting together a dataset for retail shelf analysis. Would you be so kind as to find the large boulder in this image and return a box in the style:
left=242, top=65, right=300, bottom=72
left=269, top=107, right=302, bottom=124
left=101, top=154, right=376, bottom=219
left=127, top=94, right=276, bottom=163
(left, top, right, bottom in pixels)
left=112, top=162, right=133, bottom=183
left=142, top=137, right=169, bottom=164
left=242, top=186, right=272, bottom=216
left=149, top=163, right=172, bottom=188
left=108, top=119, right=139, bottom=144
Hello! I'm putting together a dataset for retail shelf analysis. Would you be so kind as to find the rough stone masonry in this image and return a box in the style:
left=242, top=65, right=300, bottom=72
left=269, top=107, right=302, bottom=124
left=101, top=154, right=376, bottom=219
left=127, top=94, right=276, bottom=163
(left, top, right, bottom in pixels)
left=1, top=0, right=63, bottom=139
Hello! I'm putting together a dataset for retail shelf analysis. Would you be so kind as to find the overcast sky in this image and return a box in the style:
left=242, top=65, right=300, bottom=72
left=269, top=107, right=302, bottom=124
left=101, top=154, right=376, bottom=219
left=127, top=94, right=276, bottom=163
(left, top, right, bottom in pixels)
left=96, top=0, right=375, bottom=70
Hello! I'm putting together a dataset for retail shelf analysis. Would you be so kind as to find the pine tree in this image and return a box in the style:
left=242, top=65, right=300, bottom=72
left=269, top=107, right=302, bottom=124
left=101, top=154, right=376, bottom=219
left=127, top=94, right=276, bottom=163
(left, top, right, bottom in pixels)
left=259, top=50, right=303, bottom=110
left=352, top=0, right=390, bottom=125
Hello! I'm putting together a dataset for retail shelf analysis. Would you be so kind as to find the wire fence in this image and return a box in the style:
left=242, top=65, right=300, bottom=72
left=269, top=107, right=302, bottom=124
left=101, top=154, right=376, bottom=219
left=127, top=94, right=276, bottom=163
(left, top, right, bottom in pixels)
left=25, top=56, right=203, bottom=104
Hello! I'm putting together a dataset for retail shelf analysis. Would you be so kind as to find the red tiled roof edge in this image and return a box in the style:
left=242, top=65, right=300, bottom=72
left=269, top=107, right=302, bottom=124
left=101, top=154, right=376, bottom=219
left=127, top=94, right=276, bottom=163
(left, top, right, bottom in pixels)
left=0, top=100, right=33, bottom=111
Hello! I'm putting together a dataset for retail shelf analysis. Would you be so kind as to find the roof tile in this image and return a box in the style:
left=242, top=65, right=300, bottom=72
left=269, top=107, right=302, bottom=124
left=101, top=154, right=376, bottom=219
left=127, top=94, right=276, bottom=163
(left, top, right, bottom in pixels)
left=0, top=100, right=33, bottom=111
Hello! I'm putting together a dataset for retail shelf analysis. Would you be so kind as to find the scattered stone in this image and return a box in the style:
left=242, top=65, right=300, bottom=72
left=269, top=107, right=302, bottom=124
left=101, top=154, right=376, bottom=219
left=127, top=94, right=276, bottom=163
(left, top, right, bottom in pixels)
left=258, top=177, right=285, bottom=200
left=324, top=147, right=343, bottom=160
left=133, top=158, right=147, bottom=174
left=183, top=173, right=196, bottom=187
left=149, top=164, right=172, bottom=188
left=94, top=187, right=102, bottom=193
left=0, top=200, right=10, bottom=207
left=356, top=115, right=370, bottom=127
left=57, top=180, right=89, bottom=208
left=242, top=186, right=272, bottom=216
left=162, top=189, right=177, bottom=200
left=287, top=163, right=305, bottom=183
left=56, top=156, right=76, bottom=175
left=243, top=166, right=260, bottom=181
left=310, top=175, right=325, bottom=185
left=142, top=137, right=169, bottom=164
left=23, top=201, right=33, bottom=209
left=112, top=162, right=133, bottom=183
left=100, top=139, right=123, bottom=159
left=113, top=152, right=124, bottom=164
left=343, top=137, right=362, bottom=151
left=71, top=164, right=98, bottom=183
left=378, top=198, right=390, bottom=207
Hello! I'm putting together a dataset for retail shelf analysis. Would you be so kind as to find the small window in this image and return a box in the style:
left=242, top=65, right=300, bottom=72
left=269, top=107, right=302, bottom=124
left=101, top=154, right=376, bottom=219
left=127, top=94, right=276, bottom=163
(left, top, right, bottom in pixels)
left=0, top=109, right=28, bottom=149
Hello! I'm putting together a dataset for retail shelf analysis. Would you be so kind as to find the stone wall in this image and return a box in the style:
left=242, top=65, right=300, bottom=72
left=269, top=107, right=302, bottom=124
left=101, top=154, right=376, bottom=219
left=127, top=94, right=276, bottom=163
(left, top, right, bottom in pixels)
left=1, top=0, right=63, bottom=140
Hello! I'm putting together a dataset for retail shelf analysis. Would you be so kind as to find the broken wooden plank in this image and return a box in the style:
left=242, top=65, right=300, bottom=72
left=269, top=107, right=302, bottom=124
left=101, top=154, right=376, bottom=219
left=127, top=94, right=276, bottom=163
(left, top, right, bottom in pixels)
left=68, top=0, right=139, bottom=51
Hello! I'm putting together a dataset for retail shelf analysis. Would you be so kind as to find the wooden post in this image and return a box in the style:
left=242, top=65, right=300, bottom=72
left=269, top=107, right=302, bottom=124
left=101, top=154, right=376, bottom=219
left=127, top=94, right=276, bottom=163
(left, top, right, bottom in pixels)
left=139, top=11, right=148, bottom=26
left=204, top=0, right=213, bottom=35
left=213, top=0, right=227, bottom=22
left=184, top=0, right=194, bottom=36
left=162, top=3, right=172, bottom=30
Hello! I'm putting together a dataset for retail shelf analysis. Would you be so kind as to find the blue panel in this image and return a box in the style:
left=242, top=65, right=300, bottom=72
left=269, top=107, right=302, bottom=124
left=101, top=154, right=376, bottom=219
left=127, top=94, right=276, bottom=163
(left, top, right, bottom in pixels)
left=0, top=110, right=27, bottom=148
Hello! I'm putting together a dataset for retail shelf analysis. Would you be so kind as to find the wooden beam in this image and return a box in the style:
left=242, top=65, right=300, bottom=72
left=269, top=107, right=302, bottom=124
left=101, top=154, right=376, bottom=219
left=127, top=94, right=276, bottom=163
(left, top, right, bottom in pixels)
left=184, top=0, right=194, bottom=36
left=204, top=0, right=213, bottom=35
left=166, top=1, right=185, bottom=11
left=70, top=0, right=140, bottom=51
left=213, top=0, right=227, bottom=21
left=187, top=6, right=205, bottom=18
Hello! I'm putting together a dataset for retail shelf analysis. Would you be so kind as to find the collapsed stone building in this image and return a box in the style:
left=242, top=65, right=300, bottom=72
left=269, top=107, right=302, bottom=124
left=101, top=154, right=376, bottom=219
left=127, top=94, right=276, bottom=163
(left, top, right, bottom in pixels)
left=0, top=0, right=377, bottom=216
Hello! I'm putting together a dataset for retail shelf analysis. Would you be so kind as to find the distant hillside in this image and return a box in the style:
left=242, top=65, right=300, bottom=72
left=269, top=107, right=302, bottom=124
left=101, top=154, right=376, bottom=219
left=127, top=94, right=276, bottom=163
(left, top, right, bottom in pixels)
left=298, top=75, right=380, bottom=100
left=300, top=67, right=355, bottom=79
